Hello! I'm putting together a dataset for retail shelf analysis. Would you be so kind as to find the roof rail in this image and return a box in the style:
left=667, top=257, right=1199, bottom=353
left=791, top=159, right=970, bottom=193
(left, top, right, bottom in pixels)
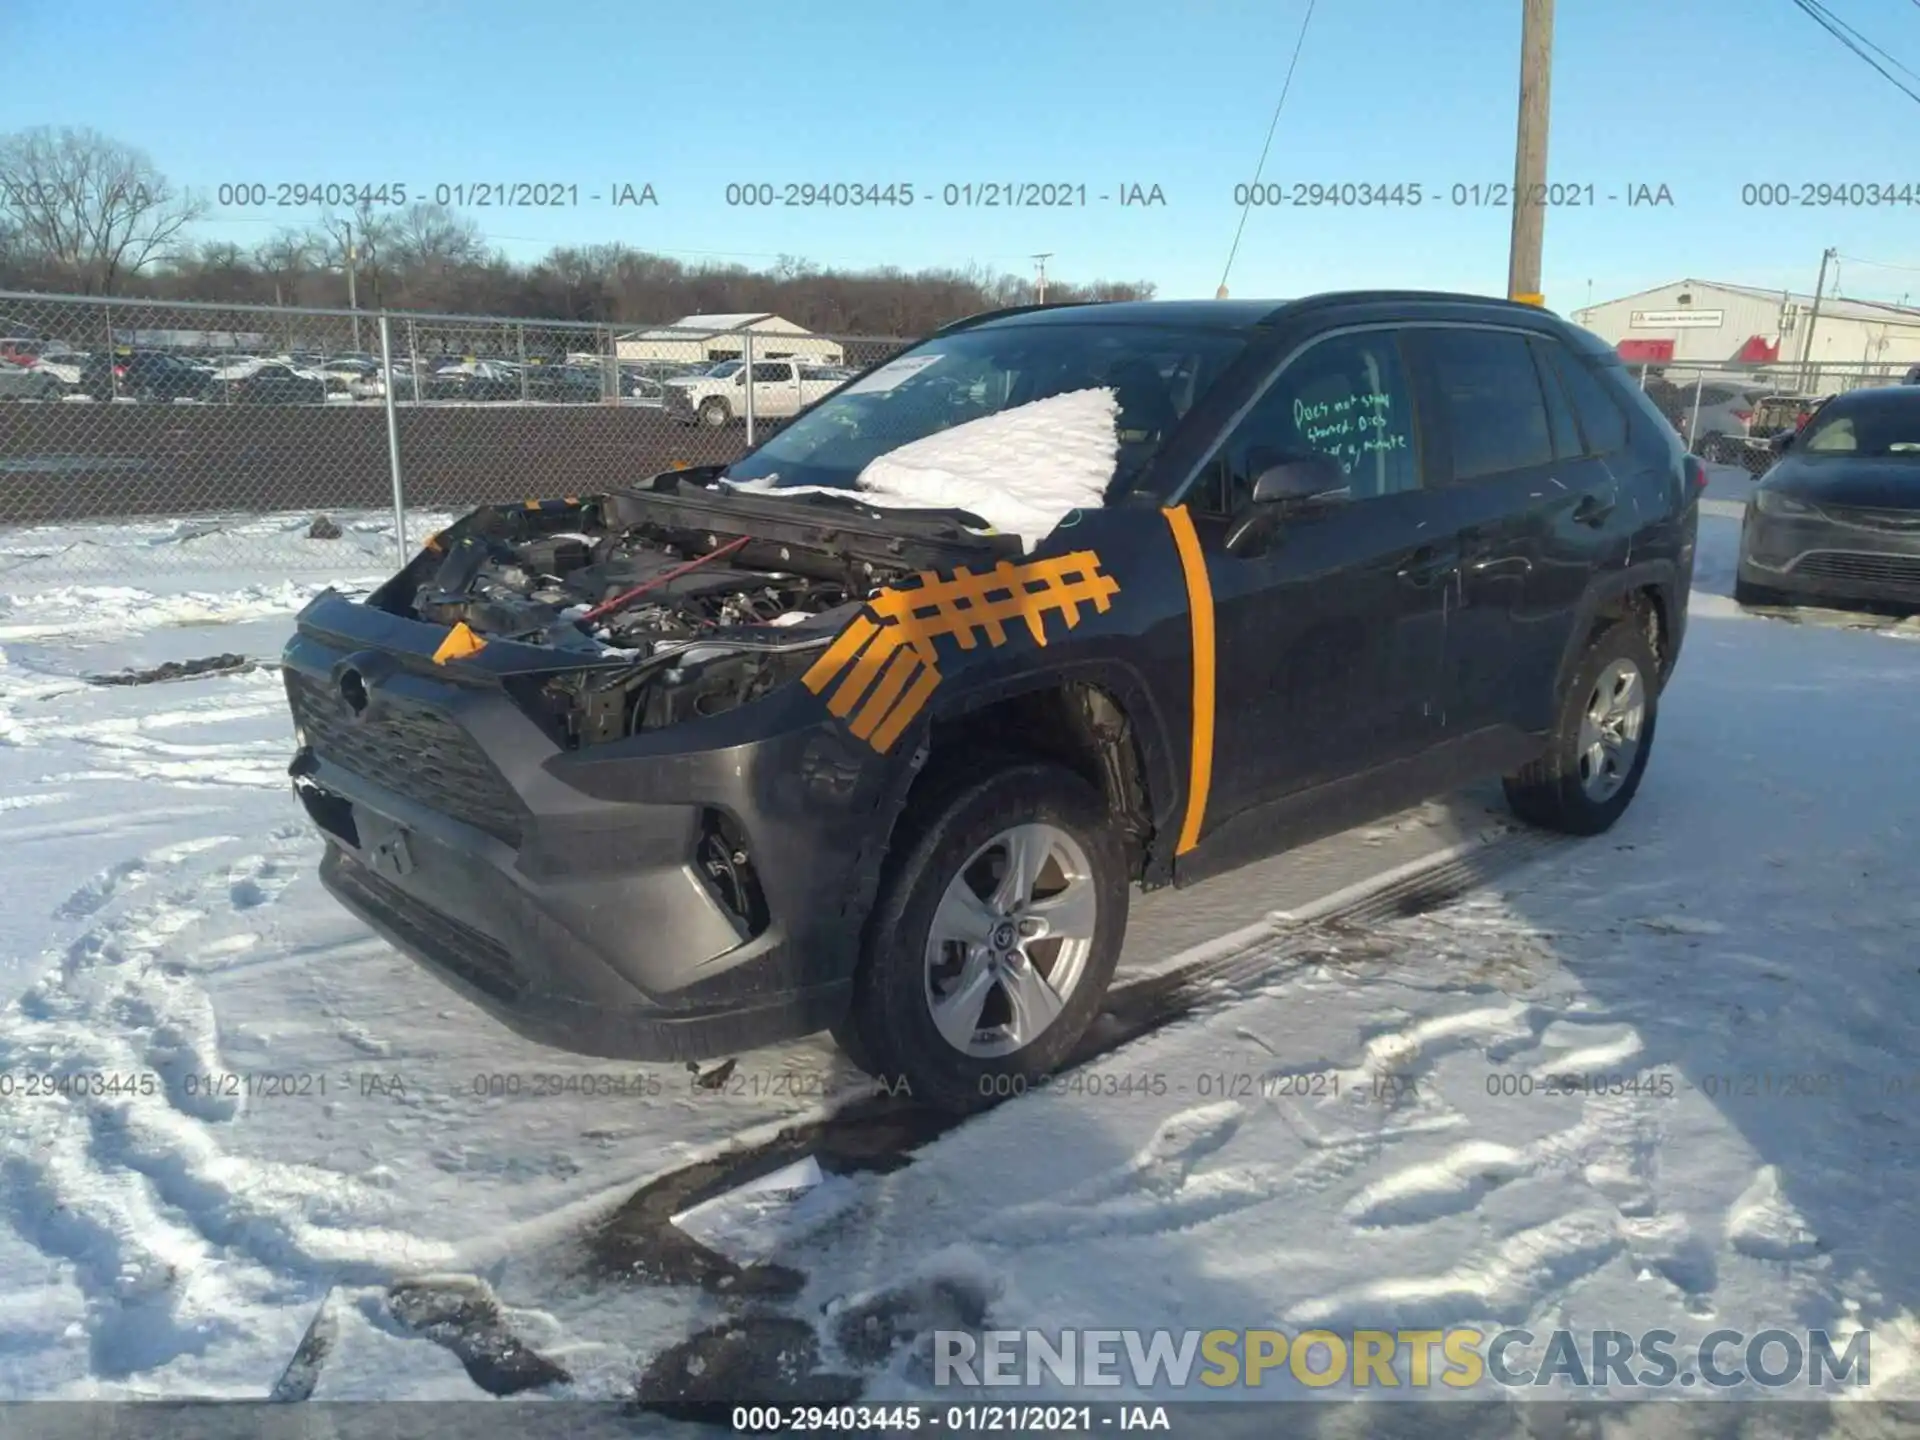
left=931, top=301, right=1094, bottom=336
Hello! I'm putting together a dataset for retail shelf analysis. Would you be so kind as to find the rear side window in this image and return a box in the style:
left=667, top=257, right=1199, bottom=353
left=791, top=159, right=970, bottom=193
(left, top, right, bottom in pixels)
left=1424, top=328, right=1554, bottom=480
left=1544, top=343, right=1631, bottom=454
left=1527, top=339, right=1582, bottom=461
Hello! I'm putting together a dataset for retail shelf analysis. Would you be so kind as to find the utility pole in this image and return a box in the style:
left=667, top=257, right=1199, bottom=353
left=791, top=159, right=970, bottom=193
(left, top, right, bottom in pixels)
left=337, top=219, right=363, bottom=353
left=1798, top=246, right=1836, bottom=392
left=1506, top=0, right=1555, bottom=306
left=1033, top=253, right=1052, bottom=304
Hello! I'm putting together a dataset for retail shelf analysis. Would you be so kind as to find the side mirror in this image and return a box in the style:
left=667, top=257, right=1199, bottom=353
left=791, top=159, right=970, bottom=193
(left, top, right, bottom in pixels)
left=1226, top=456, right=1349, bottom=556
left=1770, top=430, right=1793, bottom=454
left=1250, top=455, right=1350, bottom=506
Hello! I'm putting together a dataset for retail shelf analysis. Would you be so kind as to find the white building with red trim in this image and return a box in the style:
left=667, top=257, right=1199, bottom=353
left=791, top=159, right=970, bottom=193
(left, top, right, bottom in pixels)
left=1570, top=278, right=1920, bottom=384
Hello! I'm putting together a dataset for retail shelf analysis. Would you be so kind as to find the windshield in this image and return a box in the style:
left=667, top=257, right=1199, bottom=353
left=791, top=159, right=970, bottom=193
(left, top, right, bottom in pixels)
left=1799, top=397, right=1920, bottom=458
left=704, top=360, right=743, bottom=378
left=721, top=322, right=1251, bottom=494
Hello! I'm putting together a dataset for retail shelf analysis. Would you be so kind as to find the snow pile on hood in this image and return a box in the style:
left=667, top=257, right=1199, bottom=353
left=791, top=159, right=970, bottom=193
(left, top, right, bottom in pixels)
left=731, top=386, right=1119, bottom=551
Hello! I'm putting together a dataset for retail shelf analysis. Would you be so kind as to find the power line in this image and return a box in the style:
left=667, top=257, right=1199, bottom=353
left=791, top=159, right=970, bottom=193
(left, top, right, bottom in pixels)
left=1837, top=252, right=1920, bottom=275
left=1787, top=0, right=1920, bottom=104
left=1217, top=0, right=1318, bottom=298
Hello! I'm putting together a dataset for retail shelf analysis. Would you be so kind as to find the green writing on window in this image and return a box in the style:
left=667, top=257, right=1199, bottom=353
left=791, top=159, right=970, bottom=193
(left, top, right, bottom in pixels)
left=1295, top=391, right=1406, bottom=475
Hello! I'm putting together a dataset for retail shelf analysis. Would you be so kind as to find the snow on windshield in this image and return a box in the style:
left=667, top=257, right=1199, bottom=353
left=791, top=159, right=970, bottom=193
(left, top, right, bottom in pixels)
left=728, top=386, right=1119, bottom=551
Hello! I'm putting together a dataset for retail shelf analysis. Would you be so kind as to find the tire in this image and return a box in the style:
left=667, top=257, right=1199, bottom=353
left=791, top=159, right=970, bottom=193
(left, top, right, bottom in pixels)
left=1733, top=576, right=1790, bottom=608
left=699, top=397, right=731, bottom=428
left=839, top=759, right=1128, bottom=1114
left=1503, top=620, right=1659, bottom=837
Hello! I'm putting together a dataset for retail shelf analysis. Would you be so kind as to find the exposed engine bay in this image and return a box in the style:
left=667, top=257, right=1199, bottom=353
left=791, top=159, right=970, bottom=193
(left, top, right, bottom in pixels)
left=374, top=472, right=1020, bottom=749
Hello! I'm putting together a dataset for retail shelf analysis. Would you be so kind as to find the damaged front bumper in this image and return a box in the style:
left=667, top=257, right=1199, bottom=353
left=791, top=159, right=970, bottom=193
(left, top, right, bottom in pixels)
left=284, top=593, right=908, bottom=1063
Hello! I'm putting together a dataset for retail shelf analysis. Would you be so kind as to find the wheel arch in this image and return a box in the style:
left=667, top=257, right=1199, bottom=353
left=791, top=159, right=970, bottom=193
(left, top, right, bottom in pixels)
left=895, top=661, right=1184, bottom=888
left=1554, top=562, right=1679, bottom=706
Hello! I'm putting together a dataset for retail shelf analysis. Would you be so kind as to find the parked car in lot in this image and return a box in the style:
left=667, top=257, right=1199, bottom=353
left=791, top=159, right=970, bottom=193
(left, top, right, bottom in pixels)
left=1687, top=382, right=1770, bottom=463
left=223, top=361, right=330, bottom=405
left=80, top=351, right=217, bottom=403
left=663, top=357, right=846, bottom=426
left=423, top=360, right=523, bottom=401
left=523, top=365, right=605, bottom=403
left=0, top=359, right=66, bottom=400
left=26, top=351, right=87, bottom=388
left=279, top=292, right=1699, bottom=1111
left=1736, top=385, right=1920, bottom=610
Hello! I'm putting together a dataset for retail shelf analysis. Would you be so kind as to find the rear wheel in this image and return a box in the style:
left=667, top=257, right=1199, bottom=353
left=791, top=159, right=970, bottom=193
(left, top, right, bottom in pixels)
left=839, top=760, right=1127, bottom=1114
left=1504, top=620, right=1658, bottom=837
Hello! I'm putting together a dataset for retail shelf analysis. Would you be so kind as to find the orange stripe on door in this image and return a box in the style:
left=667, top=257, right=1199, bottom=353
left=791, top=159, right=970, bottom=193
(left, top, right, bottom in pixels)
left=1161, top=505, right=1216, bottom=856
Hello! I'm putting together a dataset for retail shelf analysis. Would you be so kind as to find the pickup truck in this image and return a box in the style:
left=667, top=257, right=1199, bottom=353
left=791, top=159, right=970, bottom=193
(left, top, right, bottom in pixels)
left=662, top=357, right=846, bottom=427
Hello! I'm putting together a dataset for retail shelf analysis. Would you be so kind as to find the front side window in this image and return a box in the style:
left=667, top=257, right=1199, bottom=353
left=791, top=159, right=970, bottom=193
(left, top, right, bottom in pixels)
left=750, top=362, right=790, bottom=382
left=722, top=322, right=1251, bottom=495
left=1195, top=329, right=1420, bottom=514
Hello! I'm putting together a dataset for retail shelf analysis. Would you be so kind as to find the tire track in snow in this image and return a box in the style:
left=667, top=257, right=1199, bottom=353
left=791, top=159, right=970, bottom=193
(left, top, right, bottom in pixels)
left=0, top=823, right=459, bottom=1381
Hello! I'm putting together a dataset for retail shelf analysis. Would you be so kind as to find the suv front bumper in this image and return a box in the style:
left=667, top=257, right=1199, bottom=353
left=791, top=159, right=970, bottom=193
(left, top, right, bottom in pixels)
left=285, top=629, right=907, bottom=1063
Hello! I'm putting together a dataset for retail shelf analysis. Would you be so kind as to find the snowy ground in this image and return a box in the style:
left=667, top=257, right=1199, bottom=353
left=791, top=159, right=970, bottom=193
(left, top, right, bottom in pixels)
left=0, top=474, right=1917, bottom=1421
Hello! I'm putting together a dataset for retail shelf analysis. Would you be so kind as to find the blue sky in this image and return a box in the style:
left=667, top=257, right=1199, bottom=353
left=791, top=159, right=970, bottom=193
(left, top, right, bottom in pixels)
left=7, top=0, right=1920, bottom=310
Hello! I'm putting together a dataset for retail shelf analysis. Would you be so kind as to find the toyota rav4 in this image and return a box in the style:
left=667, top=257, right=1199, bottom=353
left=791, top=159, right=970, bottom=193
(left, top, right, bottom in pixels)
left=282, top=294, right=1701, bottom=1112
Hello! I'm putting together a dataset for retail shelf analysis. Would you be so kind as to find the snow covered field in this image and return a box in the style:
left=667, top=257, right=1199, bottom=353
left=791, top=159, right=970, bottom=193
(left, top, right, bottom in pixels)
left=0, top=476, right=1917, bottom=1422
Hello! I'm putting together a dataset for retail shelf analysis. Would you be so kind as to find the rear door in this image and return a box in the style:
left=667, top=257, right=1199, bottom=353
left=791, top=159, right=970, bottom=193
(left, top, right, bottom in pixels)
left=1404, top=325, right=1598, bottom=741
left=751, top=360, right=800, bottom=416
left=1188, top=324, right=1456, bottom=815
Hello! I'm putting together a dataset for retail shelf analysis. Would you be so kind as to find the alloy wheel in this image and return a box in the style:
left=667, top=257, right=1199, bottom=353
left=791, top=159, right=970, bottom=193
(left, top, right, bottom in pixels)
left=1576, top=658, right=1645, bottom=802
left=923, top=823, right=1098, bottom=1059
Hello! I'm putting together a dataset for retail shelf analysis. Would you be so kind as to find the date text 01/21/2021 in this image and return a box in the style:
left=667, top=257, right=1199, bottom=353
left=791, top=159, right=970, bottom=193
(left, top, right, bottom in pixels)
left=211, top=182, right=658, bottom=209
left=722, top=182, right=1168, bottom=208
left=1231, top=182, right=1677, bottom=207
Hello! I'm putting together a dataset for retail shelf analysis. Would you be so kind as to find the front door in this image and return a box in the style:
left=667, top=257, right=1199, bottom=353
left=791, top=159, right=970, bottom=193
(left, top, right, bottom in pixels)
left=1189, top=326, right=1456, bottom=816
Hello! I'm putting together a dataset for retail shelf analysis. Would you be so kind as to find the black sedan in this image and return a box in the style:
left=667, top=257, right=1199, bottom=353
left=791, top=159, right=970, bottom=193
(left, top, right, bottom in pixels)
left=1736, top=385, right=1920, bottom=609
left=222, top=362, right=329, bottom=405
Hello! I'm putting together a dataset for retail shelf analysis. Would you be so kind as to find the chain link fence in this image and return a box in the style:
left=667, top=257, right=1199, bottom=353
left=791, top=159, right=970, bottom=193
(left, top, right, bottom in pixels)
left=0, top=291, right=916, bottom=578
left=1623, top=359, right=1911, bottom=479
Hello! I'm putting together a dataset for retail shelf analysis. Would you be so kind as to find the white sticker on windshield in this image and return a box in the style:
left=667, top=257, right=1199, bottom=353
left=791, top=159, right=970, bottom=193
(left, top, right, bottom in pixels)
left=842, top=354, right=943, bottom=395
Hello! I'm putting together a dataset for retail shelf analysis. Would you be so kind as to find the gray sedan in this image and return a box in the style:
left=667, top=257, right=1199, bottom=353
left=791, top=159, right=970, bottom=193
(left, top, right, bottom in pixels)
left=1736, top=385, right=1920, bottom=609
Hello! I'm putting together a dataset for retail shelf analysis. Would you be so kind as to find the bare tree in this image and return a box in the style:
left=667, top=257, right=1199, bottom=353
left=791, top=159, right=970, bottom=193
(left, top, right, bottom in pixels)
left=0, top=126, right=204, bottom=293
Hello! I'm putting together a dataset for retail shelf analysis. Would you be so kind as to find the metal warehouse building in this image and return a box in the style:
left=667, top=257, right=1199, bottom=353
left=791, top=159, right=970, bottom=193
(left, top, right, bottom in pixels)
left=1570, top=278, right=1920, bottom=387
left=614, top=313, right=844, bottom=365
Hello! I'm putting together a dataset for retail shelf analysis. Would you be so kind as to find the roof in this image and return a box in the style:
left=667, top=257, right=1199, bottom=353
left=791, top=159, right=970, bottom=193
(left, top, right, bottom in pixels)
left=953, top=291, right=1580, bottom=334
left=616, top=312, right=820, bottom=341
left=1591, top=278, right=1920, bottom=327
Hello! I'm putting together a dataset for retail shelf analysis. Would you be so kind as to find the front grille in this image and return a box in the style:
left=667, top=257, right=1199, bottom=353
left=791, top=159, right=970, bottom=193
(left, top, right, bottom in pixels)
left=1791, top=550, right=1920, bottom=591
left=1822, top=505, right=1920, bottom=534
left=326, top=852, right=526, bottom=1002
left=286, top=669, right=529, bottom=846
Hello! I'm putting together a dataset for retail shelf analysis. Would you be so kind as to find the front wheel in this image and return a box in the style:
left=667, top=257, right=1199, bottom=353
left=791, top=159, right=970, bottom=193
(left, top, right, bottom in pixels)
left=839, top=760, right=1128, bottom=1114
left=698, top=397, right=731, bottom=428
left=1504, top=620, right=1659, bottom=836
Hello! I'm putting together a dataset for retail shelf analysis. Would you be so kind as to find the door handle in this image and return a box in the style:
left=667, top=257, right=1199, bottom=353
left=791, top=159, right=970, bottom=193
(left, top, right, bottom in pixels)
left=1396, top=544, right=1458, bottom=586
left=1572, top=487, right=1618, bottom=526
